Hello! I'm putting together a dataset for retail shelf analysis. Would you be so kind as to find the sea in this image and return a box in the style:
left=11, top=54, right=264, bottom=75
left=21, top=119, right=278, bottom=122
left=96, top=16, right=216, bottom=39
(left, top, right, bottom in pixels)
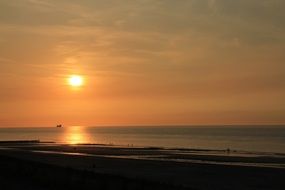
left=0, top=126, right=285, bottom=153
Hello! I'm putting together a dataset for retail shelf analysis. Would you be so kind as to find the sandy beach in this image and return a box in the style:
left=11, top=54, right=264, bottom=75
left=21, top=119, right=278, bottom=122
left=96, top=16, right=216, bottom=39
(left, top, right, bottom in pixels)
left=1, top=0, right=285, bottom=189
left=0, top=141, right=284, bottom=190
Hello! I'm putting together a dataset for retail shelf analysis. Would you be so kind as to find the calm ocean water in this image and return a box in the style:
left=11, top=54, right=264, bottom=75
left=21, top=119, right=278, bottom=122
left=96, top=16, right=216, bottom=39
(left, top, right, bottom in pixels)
left=0, top=126, right=285, bottom=153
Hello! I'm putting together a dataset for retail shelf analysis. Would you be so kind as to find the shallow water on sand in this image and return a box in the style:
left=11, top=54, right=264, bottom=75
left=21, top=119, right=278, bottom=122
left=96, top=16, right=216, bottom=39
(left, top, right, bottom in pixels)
left=0, top=126, right=284, bottom=153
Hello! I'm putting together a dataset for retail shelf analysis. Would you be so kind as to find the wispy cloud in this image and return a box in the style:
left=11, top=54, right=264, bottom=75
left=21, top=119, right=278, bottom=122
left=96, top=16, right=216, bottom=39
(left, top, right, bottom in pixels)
left=0, top=0, right=285, bottom=125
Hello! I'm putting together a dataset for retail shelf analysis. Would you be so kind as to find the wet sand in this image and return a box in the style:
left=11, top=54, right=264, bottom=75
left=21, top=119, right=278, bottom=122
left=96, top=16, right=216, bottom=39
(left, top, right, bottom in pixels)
left=0, top=141, right=285, bottom=190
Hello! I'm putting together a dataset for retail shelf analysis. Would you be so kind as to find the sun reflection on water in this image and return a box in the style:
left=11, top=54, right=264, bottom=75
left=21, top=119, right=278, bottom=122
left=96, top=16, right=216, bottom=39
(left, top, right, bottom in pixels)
left=63, top=126, right=90, bottom=144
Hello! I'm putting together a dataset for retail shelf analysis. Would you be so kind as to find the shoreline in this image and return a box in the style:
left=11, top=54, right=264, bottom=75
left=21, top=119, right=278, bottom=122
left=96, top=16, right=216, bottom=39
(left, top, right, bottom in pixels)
left=1, top=139, right=284, bottom=156
left=1, top=126, right=284, bottom=154
left=0, top=141, right=285, bottom=189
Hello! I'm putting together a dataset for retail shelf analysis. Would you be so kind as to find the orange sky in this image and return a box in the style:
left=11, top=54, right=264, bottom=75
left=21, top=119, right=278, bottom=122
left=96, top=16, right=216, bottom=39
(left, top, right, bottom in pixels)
left=0, top=0, right=285, bottom=127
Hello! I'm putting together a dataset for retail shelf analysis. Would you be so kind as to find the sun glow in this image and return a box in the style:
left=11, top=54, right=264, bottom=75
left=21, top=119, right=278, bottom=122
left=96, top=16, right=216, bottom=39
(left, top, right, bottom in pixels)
left=63, top=126, right=90, bottom=144
left=68, top=75, right=83, bottom=87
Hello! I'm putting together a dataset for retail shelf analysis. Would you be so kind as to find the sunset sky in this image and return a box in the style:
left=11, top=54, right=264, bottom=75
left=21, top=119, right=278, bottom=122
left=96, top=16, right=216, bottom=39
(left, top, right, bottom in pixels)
left=0, top=0, right=285, bottom=127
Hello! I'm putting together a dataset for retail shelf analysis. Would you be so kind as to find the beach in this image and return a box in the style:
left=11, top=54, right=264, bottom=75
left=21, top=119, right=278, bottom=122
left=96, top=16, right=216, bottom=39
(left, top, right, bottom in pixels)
left=0, top=141, right=284, bottom=190
left=1, top=0, right=285, bottom=189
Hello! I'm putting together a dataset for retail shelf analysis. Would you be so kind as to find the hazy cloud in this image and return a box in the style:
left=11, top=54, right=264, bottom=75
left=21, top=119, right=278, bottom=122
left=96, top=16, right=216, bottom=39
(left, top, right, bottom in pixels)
left=0, top=0, right=284, bottom=125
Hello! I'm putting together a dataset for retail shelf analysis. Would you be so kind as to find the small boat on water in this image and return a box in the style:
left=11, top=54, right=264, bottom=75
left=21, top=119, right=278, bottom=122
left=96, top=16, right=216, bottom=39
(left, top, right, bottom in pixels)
left=56, top=124, right=62, bottom=128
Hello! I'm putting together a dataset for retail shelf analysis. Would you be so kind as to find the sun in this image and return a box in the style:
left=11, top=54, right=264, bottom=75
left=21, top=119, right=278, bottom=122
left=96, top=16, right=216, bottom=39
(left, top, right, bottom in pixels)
left=68, top=75, right=83, bottom=87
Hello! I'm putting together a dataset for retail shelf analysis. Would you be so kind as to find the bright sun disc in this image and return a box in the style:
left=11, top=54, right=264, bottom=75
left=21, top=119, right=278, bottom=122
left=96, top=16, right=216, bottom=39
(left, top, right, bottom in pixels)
left=68, top=75, right=83, bottom=87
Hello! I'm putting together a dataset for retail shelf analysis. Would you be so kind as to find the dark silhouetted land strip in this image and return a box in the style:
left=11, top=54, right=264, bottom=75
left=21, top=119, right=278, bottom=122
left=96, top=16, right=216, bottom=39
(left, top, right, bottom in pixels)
left=0, top=143, right=285, bottom=190
left=0, top=140, right=41, bottom=144
left=0, top=154, right=188, bottom=190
